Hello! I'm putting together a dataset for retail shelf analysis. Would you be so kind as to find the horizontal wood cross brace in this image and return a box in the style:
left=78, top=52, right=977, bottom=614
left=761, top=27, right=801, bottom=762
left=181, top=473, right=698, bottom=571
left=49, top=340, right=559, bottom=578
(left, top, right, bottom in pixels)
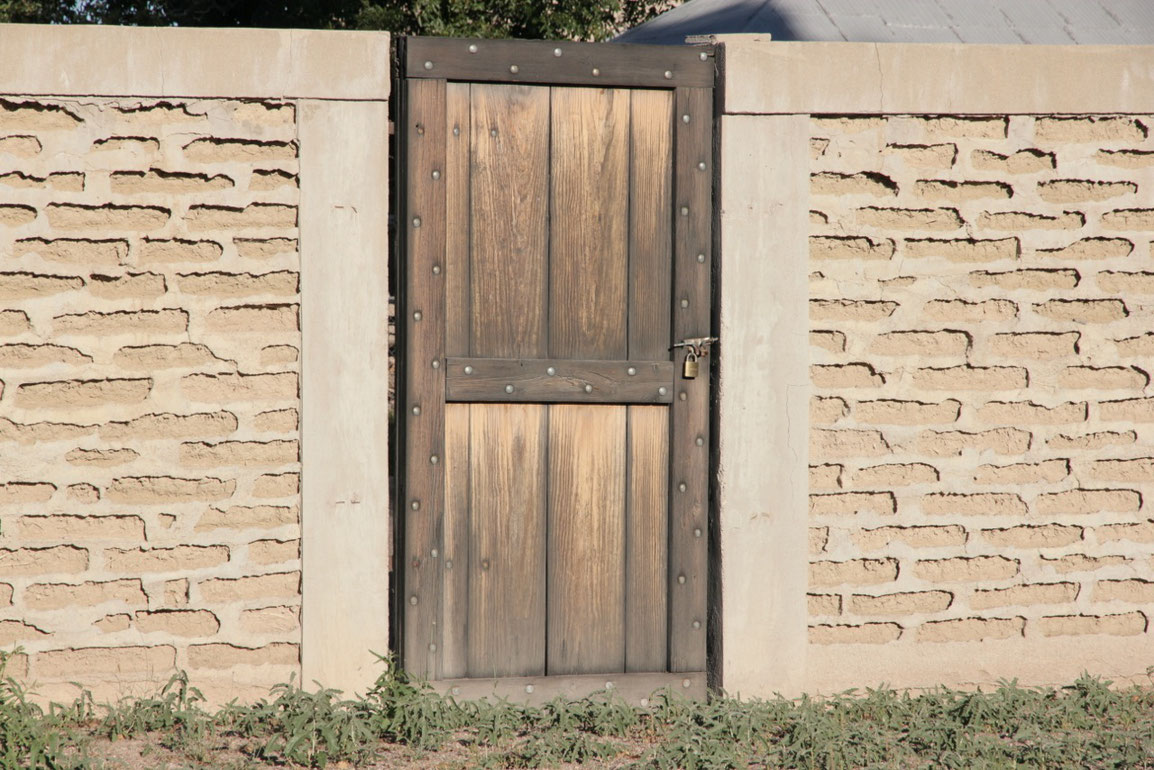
left=445, top=357, right=675, bottom=403
left=404, top=37, right=715, bottom=89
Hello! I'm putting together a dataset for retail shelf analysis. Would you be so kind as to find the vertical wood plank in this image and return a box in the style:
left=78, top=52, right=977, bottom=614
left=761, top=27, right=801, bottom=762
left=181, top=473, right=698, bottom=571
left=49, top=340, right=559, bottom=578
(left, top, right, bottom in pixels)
left=547, top=404, right=627, bottom=675
left=550, top=87, right=630, bottom=360
left=668, top=87, right=712, bottom=673
left=628, top=89, right=674, bottom=361
left=625, top=405, right=669, bottom=672
left=401, top=77, right=448, bottom=679
left=470, top=84, right=550, bottom=358
left=467, top=403, right=548, bottom=677
left=441, top=403, right=470, bottom=678
left=445, top=82, right=471, bottom=357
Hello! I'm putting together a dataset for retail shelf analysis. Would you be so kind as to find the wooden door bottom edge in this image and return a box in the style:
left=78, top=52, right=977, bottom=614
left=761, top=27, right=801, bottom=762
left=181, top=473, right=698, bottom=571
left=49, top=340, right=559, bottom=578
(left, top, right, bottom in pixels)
left=430, top=671, right=706, bottom=706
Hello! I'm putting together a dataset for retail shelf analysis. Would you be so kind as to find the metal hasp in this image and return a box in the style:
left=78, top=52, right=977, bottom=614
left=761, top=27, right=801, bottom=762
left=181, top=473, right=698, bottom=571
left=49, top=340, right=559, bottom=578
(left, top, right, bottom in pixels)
left=396, top=35, right=716, bottom=700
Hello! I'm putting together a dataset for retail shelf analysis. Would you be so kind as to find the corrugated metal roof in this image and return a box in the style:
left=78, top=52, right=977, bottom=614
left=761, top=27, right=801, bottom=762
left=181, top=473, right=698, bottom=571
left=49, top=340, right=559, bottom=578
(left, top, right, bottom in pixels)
left=616, top=0, right=1154, bottom=45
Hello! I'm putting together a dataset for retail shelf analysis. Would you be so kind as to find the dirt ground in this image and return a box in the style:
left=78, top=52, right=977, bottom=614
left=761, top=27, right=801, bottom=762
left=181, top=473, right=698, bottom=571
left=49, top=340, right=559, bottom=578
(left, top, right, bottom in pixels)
left=75, top=730, right=655, bottom=769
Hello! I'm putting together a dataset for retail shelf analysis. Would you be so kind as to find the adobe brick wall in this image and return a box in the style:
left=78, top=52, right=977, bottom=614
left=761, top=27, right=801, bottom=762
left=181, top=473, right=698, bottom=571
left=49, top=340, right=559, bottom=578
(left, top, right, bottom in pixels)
left=0, top=96, right=303, bottom=702
left=716, top=40, right=1154, bottom=697
left=808, top=114, right=1154, bottom=649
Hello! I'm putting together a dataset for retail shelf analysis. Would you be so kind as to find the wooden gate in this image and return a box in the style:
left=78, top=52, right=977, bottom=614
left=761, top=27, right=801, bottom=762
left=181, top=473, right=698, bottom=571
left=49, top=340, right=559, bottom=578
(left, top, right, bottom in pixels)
left=396, top=37, right=715, bottom=701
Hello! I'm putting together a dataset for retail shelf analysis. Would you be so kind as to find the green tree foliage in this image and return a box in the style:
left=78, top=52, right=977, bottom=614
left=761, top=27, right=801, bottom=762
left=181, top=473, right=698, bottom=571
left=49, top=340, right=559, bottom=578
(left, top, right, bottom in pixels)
left=0, top=0, right=679, bottom=40
left=0, top=0, right=82, bottom=23
left=355, top=0, right=678, bottom=40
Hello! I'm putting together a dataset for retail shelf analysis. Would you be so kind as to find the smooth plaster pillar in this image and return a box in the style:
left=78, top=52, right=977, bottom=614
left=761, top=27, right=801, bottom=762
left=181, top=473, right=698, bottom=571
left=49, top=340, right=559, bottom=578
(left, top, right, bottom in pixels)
left=716, top=113, right=810, bottom=698
left=300, top=95, right=393, bottom=695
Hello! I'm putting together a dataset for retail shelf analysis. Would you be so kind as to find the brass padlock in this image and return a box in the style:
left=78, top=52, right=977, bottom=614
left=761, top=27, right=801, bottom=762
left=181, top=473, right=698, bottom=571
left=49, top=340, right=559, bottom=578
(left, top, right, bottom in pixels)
left=683, top=350, right=699, bottom=379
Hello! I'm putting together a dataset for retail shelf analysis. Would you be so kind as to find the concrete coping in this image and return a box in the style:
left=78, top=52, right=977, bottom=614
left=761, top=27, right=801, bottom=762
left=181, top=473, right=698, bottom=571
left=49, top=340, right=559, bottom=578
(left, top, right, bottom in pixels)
left=719, top=36, right=1154, bottom=115
left=0, top=23, right=390, bottom=101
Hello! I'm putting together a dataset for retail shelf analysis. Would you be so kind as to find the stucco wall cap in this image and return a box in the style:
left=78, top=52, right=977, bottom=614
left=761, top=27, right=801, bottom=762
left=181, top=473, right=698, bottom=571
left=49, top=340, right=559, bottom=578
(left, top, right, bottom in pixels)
left=719, top=39, right=1154, bottom=115
left=0, top=24, right=390, bottom=101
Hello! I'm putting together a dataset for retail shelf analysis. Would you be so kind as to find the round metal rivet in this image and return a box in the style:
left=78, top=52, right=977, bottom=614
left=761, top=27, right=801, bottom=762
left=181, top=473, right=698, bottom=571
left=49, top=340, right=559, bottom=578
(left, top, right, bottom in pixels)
left=693, top=620, right=701, bottom=629
left=677, top=574, right=686, bottom=584
left=504, top=384, right=514, bottom=394
left=553, top=48, right=563, bottom=57
left=664, top=70, right=673, bottom=79
left=490, top=128, right=498, bottom=137
left=680, top=299, right=689, bottom=308
left=683, top=679, right=692, bottom=688
left=696, top=436, right=704, bottom=446
left=431, top=169, right=441, bottom=180
left=509, top=64, right=519, bottom=74
left=412, top=406, right=421, bottom=416
left=411, top=500, right=420, bottom=510
left=697, top=252, right=706, bottom=263
left=431, top=548, right=438, bottom=558
left=413, top=310, right=422, bottom=321
left=526, top=684, right=535, bottom=693
left=464, top=365, right=474, bottom=375
left=430, top=454, right=439, bottom=464
left=431, top=359, right=440, bottom=369
left=591, top=67, right=600, bottom=76
left=446, top=560, right=454, bottom=570
left=627, top=366, right=637, bottom=376
left=409, top=595, right=418, bottom=605
left=680, top=206, right=689, bottom=216
left=698, top=161, right=707, bottom=171
left=584, top=384, right=593, bottom=393
left=682, top=114, right=691, bottom=124
left=658, top=386, right=667, bottom=396
left=416, top=124, right=425, bottom=135
left=468, top=43, right=478, bottom=53
left=424, top=60, right=433, bottom=70
left=432, top=264, right=441, bottom=274
left=546, top=366, right=556, bottom=376
left=680, top=391, right=687, bottom=401
left=412, top=216, right=422, bottom=228
left=453, top=126, right=460, bottom=136
left=694, top=527, right=702, bottom=538
left=678, top=482, right=687, bottom=492
left=699, top=51, right=708, bottom=61
left=429, top=643, right=437, bottom=652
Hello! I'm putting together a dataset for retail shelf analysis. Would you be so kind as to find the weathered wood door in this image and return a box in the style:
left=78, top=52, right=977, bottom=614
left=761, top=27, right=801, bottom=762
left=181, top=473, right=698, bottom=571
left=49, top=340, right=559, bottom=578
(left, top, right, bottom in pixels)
left=397, top=37, right=714, bottom=701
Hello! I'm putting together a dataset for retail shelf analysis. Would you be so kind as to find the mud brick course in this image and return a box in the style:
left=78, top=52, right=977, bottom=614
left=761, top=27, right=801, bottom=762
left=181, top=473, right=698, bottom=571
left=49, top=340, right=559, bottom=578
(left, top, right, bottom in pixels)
left=807, top=115, right=1154, bottom=647
left=0, top=98, right=302, bottom=700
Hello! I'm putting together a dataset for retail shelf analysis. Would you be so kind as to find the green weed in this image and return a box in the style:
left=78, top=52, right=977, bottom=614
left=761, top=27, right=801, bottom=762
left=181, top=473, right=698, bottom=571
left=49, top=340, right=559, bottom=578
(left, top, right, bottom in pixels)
left=0, top=648, right=84, bottom=770
left=98, top=669, right=212, bottom=747
left=1, top=650, right=1152, bottom=769
left=244, top=679, right=376, bottom=768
